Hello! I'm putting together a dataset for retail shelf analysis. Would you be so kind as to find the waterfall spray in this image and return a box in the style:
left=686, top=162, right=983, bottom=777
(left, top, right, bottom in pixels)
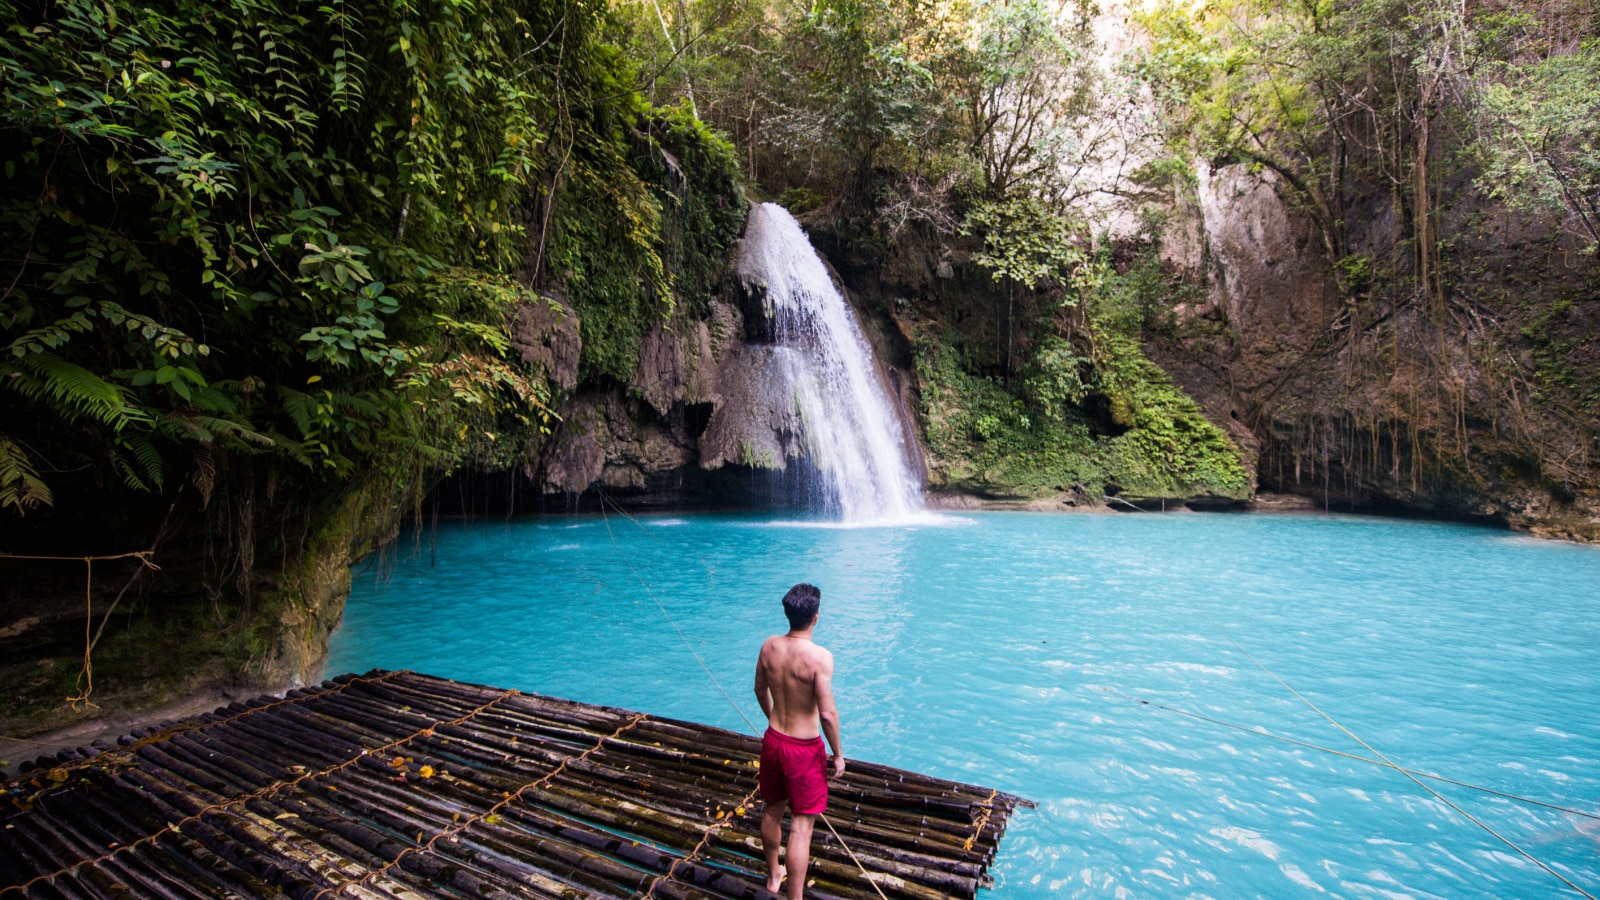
left=738, top=203, right=924, bottom=522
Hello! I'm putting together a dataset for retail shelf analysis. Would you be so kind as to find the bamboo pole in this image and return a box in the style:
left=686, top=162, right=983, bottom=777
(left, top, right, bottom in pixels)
left=2, top=675, right=1024, bottom=900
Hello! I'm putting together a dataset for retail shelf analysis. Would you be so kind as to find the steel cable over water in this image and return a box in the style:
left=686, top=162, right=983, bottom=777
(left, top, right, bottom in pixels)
left=1096, top=494, right=1599, bottom=886
left=1094, top=685, right=1600, bottom=822
left=596, top=490, right=894, bottom=900
left=1209, top=618, right=1598, bottom=900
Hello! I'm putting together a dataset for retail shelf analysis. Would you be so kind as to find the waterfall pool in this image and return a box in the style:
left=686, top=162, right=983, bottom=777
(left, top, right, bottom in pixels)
left=328, top=511, right=1600, bottom=898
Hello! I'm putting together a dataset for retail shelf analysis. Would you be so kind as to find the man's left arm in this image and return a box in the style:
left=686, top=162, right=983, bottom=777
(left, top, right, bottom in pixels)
left=815, top=651, right=844, bottom=778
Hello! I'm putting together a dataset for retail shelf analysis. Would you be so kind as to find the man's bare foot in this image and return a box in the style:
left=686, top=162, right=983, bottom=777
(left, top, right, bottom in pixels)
left=766, top=864, right=786, bottom=894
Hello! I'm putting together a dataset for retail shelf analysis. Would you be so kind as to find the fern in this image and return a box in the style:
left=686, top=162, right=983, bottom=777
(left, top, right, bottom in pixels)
left=118, top=433, right=165, bottom=490
left=7, top=353, right=148, bottom=431
left=277, top=387, right=315, bottom=437
left=264, top=431, right=314, bottom=467
left=166, top=412, right=276, bottom=448
left=191, top=444, right=216, bottom=509
left=110, top=450, right=151, bottom=492
left=0, top=437, right=54, bottom=513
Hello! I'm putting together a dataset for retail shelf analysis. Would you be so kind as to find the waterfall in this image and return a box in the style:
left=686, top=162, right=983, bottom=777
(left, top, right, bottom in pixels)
left=738, top=203, right=925, bottom=522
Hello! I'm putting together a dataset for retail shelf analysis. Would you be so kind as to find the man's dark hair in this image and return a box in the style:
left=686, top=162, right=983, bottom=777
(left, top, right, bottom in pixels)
left=782, top=583, right=821, bottom=630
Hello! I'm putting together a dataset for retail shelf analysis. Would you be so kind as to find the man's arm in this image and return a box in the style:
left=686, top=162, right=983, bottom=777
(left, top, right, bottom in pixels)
left=753, top=641, right=773, bottom=722
left=813, top=650, right=845, bottom=778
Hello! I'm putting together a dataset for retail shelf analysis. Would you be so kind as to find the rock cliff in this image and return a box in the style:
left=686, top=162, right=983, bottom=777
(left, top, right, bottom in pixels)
left=1150, top=161, right=1600, bottom=540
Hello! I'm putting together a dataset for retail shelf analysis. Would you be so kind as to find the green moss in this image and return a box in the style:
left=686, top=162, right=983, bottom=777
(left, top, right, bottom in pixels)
left=914, top=246, right=1249, bottom=501
left=552, top=102, right=746, bottom=383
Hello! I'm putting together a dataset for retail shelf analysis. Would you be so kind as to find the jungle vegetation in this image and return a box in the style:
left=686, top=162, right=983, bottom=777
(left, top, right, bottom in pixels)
left=2, top=0, right=1595, bottom=518
left=616, top=0, right=1598, bottom=499
left=0, top=0, right=744, bottom=720
left=2, top=0, right=1598, bottom=725
left=0, top=0, right=743, bottom=519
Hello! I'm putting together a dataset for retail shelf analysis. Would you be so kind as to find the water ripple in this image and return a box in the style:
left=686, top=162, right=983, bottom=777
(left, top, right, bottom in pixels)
left=330, top=511, right=1600, bottom=898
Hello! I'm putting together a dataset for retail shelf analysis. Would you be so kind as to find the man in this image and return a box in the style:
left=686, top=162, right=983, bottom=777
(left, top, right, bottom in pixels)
left=753, top=583, right=845, bottom=899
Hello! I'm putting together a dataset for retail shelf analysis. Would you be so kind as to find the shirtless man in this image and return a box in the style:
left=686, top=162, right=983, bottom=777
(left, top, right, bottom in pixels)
left=753, top=583, right=845, bottom=899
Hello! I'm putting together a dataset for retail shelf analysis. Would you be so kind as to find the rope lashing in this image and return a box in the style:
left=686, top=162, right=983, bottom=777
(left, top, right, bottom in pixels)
left=6, top=670, right=412, bottom=783
left=638, top=783, right=766, bottom=900
left=1, top=682, right=517, bottom=898
left=314, top=712, right=648, bottom=899
left=0, top=550, right=159, bottom=711
left=962, top=790, right=998, bottom=852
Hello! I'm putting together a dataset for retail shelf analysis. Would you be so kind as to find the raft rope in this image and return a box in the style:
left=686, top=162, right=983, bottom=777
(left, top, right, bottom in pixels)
left=595, top=491, right=897, bottom=900
left=1, top=682, right=520, bottom=898
left=2, top=669, right=413, bottom=783
left=313, top=712, right=649, bottom=899
left=0, top=550, right=160, bottom=711
left=637, top=783, right=766, bottom=900
left=1096, top=685, right=1600, bottom=822
left=591, top=492, right=1592, bottom=898
left=1212, top=621, right=1598, bottom=900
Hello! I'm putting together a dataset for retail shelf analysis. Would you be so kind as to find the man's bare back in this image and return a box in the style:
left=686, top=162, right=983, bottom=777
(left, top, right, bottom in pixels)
left=754, top=583, right=844, bottom=899
left=755, top=634, right=837, bottom=742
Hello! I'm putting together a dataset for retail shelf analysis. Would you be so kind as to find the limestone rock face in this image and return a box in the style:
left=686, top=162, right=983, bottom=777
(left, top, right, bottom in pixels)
left=698, top=344, right=804, bottom=470
left=534, top=288, right=830, bottom=502
left=541, top=414, right=606, bottom=493
left=1193, top=162, right=1330, bottom=332
left=1145, top=159, right=1600, bottom=540
left=511, top=295, right=582, bottom=391
left=626, top=308, right=726, bottom=418
left=543, top=389, right=695, bottom=494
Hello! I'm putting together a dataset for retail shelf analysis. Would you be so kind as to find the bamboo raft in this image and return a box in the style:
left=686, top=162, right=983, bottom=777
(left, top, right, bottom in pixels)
left=1, top=670, right=1030, bottom=900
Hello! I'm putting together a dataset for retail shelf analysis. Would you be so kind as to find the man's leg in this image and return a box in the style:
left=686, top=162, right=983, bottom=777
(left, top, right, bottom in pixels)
left=761, top=800, right=789, bottom=893
left=784, top=813, right=816, bottom=900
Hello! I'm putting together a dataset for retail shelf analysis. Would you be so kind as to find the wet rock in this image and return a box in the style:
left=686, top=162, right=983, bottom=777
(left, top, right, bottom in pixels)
left=543, top=423, right=606, bottom=493
left=627, top=310, right=726, bottom=417
left=698, top=345, right=801, bottom=470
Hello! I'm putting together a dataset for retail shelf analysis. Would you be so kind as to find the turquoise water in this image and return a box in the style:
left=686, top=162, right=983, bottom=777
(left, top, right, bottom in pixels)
left=328, top=511, right=1600, bottom=898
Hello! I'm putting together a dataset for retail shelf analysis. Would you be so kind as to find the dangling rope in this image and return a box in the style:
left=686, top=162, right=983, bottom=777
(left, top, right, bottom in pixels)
left=1211, top=620, right=1598, bottom=900
left=0, top=550, right=160, bottom=711
left=594, top=491, right=893, bottom=900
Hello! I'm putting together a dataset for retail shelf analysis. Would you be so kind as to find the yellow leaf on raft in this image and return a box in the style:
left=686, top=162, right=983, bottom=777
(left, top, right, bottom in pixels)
left=735, top=807, right=746, bottom=816
left=419, top=765, right=435, bottom=778
left=46, top=768, right=69, bottom=783
left=389, top=757, right=406, bottom=768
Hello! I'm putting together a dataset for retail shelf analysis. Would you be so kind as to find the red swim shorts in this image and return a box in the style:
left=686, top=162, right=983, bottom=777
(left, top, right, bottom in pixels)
left=758, top=727, right=829, bottom=815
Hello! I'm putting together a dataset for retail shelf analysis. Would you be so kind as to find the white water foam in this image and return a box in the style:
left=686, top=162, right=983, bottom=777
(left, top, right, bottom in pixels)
left=739, top=203, right=925, bottom=523
left=752, top=512, right=971, bottom=530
